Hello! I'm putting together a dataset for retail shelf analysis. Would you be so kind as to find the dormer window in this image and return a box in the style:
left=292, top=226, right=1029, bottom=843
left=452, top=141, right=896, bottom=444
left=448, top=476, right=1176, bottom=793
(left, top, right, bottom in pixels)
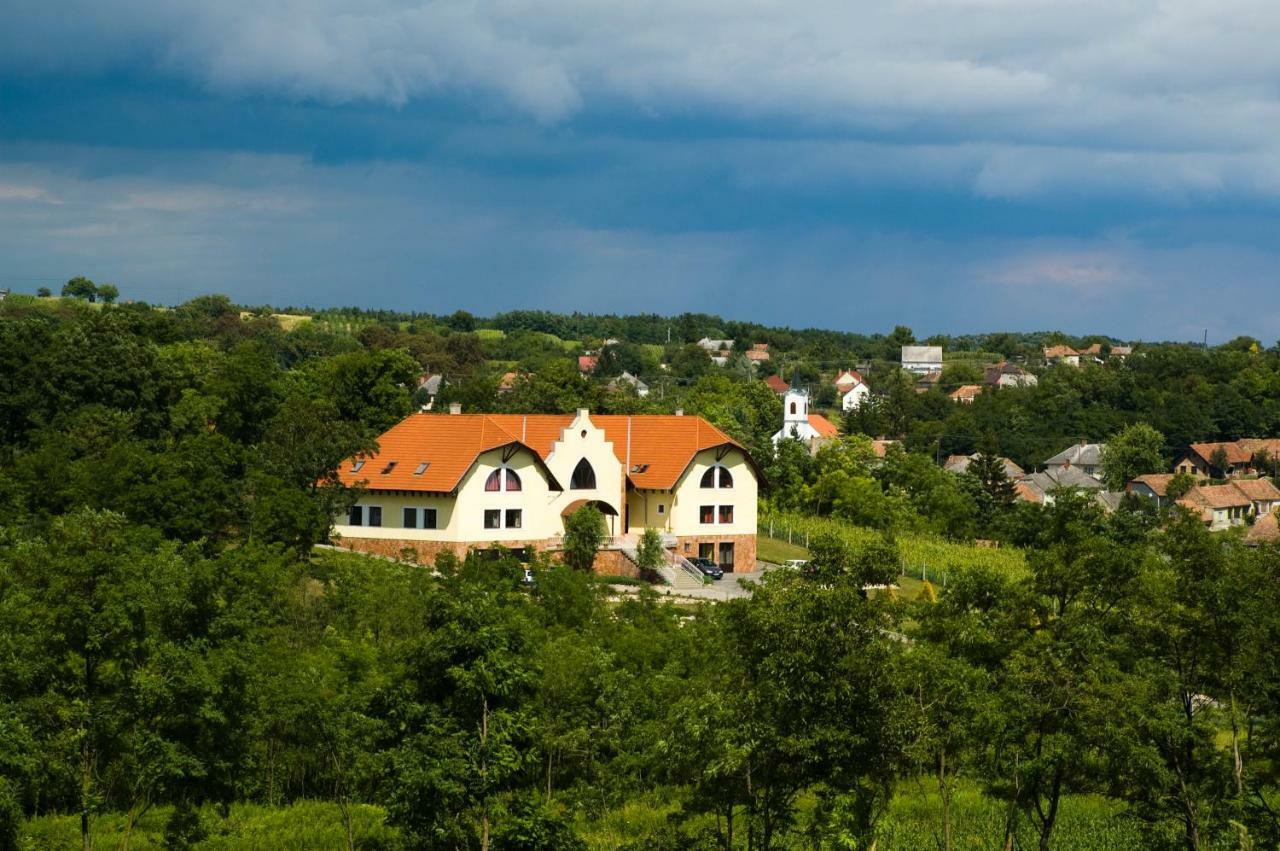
left=700, top=465, right=733, bottom=488
left=571, top=458, right=596, bottom=490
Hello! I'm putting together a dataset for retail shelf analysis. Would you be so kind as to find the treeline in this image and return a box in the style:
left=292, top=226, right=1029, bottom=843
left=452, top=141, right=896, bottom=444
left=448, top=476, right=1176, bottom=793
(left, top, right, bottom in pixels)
left=4, top=498, right=1280, bottom=849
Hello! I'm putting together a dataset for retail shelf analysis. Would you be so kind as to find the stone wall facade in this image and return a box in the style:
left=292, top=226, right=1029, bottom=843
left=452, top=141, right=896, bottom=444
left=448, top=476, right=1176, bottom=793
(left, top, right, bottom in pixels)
left=332, top=535, right=642, bottom=577
left=670, top=534, right=758, bottom=572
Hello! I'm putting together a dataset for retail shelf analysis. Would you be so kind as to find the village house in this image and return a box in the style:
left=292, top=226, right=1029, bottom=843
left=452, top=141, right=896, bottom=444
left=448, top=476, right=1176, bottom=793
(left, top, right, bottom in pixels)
left=1127, top=473, right=1179, bottom=509
left=901, top=345, right=943, bottom=375
left=764, top=375, right=790, bottom=396
left=772, top=388, right=840, bottom=454
left=333, top=407, right=760, bottom=574
left=943, top=453, right=1025, bottom=479
left=984, top=361, right=1038, bottom=388
left=1174, top=439, right=1280, bottom=479
left=1016, top=465, right=1104, bottom=505
left=1178, top=484, right=1252, bottom=531
left=607, top=371, right=649, bottom=397
left=834, top=369, right=871, bottom=411
left=1043, top=345, right=1081, bottom=367
left=578, top=354, right=599, bottom=374
left=744, top=343, right=771, bottom=364
left=1043, top=441, right=1106, bottom=480
left=948, top=384, right=982, bottom=404
left=914, top=370, right=942, bottom=393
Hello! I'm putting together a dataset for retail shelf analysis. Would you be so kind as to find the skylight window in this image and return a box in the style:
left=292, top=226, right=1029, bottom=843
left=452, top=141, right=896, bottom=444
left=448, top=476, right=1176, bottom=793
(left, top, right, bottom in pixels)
left=351, top=459, right=365, bottom=473
left=381, top=461, right=397, bottom=475
left=414, top=462, right=430, bottom=475
left=630, top=463, right=650, bottom=474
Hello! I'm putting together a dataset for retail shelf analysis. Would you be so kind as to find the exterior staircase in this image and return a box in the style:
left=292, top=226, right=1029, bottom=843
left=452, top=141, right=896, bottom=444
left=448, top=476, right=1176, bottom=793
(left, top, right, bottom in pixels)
left=657, top=552, right=707, bottom=590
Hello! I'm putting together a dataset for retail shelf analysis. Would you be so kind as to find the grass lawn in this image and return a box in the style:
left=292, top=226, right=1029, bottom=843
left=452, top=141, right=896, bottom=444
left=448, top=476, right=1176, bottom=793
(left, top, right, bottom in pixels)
left=757, top=535, right=810, bottom=564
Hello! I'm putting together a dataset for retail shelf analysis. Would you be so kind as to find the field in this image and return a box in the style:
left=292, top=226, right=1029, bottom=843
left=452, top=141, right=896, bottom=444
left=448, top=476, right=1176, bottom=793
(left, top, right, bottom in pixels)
left=761, top=510, right=1028, bottom=585
left=19, top=785, right=1142, bottom=850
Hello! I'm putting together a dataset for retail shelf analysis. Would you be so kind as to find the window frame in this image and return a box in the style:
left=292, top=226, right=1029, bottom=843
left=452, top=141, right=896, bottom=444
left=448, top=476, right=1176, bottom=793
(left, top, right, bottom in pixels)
left=700, top=505, right=715, bottom=524
left=718, top=505, right=734, bottom=524
left=348, top=505, right=363, bottom=526
left=484, top=509, right=502, bottom=529
left=368, top=506, right=382, bottom=527
left=423, top=507, right=438, bottom=529
left=403, top=507, right=418, bottom=529
left=505, top=509, right=523, bottom=529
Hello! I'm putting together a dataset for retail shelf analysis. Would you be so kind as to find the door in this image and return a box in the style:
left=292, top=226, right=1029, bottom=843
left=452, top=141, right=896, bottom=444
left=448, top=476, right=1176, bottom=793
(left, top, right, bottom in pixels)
left=718, top=542, right=735, bottom=572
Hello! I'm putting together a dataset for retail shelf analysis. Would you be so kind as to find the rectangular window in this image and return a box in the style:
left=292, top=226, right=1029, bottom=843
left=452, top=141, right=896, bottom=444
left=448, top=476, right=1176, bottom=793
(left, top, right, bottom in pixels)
left=403, top=507, right=418, bottom=528
left=698, top=543, right=715, bottom=560
left=348, top=506, right=363, bottom=526
left=368, top=506, right=382, bottom=527
left=719, top=542, right=735, bottom=568
left=423, top=508, right=438, bottom=529
left=484, top=509, right=501, bottom=529
left=657, top=504, right=665, bottom=515
left=505, top=509, right=522, bottom=529
left=718, top=505, right=734, bottom=524
left=700, top=505, right=715, bottom=524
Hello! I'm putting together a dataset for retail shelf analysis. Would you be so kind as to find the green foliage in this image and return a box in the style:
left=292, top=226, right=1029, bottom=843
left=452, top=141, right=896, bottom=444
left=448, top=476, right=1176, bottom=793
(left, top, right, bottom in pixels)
left=635, top=527, right=665, bottom=570
left=562, top=505, right=606, bottom=571
left=1100, top=421, right=1166, bottom=489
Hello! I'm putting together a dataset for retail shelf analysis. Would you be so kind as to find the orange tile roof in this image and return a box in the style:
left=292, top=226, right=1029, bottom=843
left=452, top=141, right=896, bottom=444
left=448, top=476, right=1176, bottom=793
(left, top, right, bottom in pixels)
left=1187, top=441, right=1254, bottom=466
left=1043, top=345, right=1079, bottom=358
left=834, top=369, right=865, bottom=387
left=949, top=384, right=982, bottom=400
left=765, top=375, right=790, bottom=393
left=1188, top=484, right=1251, bottom=509
left=1131, top=473, right=1177, bottom=496
left=807, top=414, right=839, bottom=438
left=1247, top=512, right=1280, bottom=545
left=339, top=412, right=751, bottom=494
left=1231, top=478, right=1280, bottom=502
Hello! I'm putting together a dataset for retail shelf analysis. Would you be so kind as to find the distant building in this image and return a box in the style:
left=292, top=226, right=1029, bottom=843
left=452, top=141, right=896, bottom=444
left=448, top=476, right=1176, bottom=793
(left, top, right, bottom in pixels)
left=984, top=361, right=1038, bottom=388
left=1017, top=465, right=1104, bottom=505
left=1174, top=439, right=1280, bottom=479
left=834, top=370, right=871, bottom=411
left=772, top=389, right=840, bottom=454
left=943, top=453, right=1025, bottom=480
left=607, top=371, right=649, bottom=397
left=949, top=384, right=982, bottom=404
left=578, top=355, right=599, bottom=374
left=1043, top=345, right=1081, bottom=367
left=745, top=343, right=771, bottom=364
left=901, top=346, right=943, bottom=375
left=764, top=375, right=791, bottom=395
left=1043, top=441, right=1106, bottom=480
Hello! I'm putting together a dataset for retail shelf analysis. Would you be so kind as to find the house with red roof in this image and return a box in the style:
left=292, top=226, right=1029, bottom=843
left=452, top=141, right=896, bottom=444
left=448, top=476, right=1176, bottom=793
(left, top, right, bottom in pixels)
left=333, top=407, right=760, bottom=574
left=834, top=369, right=871, bottom=411
left=764, top=374, right=790, bottom=395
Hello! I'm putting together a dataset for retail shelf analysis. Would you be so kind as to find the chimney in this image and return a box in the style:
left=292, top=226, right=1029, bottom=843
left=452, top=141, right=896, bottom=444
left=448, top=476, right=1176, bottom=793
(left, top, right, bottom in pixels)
left=577, top=407, right=589, bottom=420
left=449, top=402, right=462, bottom=415
left=675, top=408, right=684, bottom=416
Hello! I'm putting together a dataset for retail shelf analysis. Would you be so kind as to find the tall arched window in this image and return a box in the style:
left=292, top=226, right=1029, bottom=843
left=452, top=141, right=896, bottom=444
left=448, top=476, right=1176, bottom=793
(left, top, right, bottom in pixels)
left=701, top=465, right=733, bottom=488
left=570, top=458, right=597, bottom=490
left=485, top=468, right=522, bottom=491
left=789, top=401, right=797, bottom=415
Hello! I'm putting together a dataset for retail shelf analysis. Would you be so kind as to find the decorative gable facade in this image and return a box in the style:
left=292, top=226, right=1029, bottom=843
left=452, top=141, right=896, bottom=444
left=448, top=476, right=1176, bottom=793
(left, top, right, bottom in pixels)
left=333, top=409, right=759, bottom=573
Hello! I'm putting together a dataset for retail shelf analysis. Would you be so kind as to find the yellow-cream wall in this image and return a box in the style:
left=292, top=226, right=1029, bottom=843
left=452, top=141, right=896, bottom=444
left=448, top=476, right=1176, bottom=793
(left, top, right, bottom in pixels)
left=333, top=445, right=560, bottom=543
left=544, top=410, right=627, bottom=537
left=626, top=490, right=674, bottom=534
left=667, top=448, right=757, bottom=537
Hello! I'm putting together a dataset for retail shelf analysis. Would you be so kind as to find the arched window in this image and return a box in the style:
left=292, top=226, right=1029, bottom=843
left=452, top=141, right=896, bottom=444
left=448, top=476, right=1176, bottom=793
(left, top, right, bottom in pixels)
left=485, top=468, right=522, bottom=491
left=789, top=401, right=797, bottom=415
left=570, top=458, right=597, bottom=490
left=701, top=465, right=733, bottom=488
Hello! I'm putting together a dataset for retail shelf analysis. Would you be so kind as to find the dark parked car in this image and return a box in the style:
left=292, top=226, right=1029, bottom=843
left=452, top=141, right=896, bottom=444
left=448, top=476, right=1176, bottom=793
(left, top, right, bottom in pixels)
left=690, top=557, right=723, bottom=580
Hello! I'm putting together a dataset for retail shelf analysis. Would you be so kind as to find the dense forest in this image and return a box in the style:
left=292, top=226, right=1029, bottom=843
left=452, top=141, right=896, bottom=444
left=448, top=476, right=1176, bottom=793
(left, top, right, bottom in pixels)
left=2, top=291, right=1280, bottom=849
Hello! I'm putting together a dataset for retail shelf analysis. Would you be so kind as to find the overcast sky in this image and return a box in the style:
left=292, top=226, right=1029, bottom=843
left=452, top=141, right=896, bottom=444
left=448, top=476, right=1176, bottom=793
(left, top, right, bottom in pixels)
left=3, top=0, right=1280, bottom=340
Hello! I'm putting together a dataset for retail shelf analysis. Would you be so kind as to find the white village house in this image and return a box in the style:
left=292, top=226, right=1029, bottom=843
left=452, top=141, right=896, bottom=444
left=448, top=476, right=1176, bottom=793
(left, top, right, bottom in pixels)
left=901, top=346, right=943, bottom=375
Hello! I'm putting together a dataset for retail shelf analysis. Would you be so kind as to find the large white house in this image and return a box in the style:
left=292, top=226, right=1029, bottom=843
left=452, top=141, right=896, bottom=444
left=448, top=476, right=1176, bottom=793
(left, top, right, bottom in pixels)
left=901, top=346, right=943, bottom=375
left=333, top=408, right=760, bottom=573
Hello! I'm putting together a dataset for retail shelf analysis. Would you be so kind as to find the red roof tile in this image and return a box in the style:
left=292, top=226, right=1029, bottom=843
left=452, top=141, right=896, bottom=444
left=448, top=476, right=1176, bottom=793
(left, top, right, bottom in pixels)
left=339, top=412, right=751, bottom=494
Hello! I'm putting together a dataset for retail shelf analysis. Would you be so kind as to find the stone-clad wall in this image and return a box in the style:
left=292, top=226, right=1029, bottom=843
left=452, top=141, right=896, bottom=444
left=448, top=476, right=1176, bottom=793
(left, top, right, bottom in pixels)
left=332, top=536, right=641, bottom=577
left=671, top=534, right=757, bottom=572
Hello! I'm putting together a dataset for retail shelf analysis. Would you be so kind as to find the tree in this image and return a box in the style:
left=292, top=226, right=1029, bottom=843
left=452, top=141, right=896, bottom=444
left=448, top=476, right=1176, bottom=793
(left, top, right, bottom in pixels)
left=61, top=276, right=98, bottom=302
left=562, top=505, right=605, bottom=571
left=1100, top=423, right=1166, bottom=489
left=1166, top=471, right=1196, bottom=500
left=96, top=283, right=119, bottom=304
left=634, top=528, right=665, bottom=572
left=36, top=287, right=51, bottom=298
left=1210, top=446, right=1230, bottom=479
